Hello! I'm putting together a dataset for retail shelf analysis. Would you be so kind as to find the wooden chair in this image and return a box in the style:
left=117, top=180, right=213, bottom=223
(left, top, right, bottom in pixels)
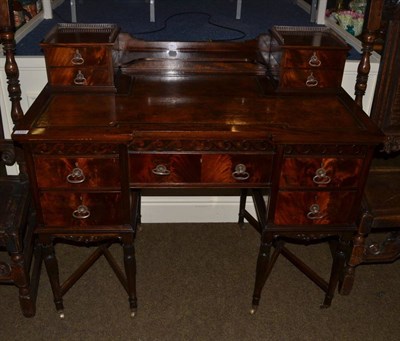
left=0, top=1, right=42, bottom=317
left=339, top=11, right=400, bottom=295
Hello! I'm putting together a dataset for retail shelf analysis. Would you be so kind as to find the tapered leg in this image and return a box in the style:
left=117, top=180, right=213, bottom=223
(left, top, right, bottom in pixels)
left=251, top=237, right=281, bottom=314
left=123, top=242, right=137, bottom=317
left=42, top=242, right=64, bottom=317
left=238, top=188, right=248, bottom=229
left=321, top=238, right=347, bottom=308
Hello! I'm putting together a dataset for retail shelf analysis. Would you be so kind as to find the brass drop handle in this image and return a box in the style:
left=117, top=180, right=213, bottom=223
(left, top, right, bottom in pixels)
left=71, top=49, right=84, bottom=65
left=308, top=52, right=321, bottom=67
left=152, top=164, right=171, bottom=176
left=72, top=204, right=90, bottom=219
left=306, top=72, right=318, bottom=87
left=306, top=203, right=325, bottom=220
left=312, top=167, right=331, bottom=185
left=66, top=166, right=86, bottom=184
left=232, top=163, right=250, bottom=181
left=74, top=70, right=87, bottom=85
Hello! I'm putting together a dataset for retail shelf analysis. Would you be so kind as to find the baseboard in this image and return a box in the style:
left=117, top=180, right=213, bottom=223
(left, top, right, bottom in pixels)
left=141, top=195, right=256, bottom=223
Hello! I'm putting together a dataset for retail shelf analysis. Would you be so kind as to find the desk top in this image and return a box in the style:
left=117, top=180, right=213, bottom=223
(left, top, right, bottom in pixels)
left=13, top=35, right=383, bottom=146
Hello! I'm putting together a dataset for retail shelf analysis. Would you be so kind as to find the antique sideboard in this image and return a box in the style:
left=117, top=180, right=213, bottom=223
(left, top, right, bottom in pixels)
left=6, top=21, right=385, bottom=315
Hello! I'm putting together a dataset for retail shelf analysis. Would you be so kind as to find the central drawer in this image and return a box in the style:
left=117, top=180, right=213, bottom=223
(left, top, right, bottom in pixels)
left=129, top=153, right=273, bottom=186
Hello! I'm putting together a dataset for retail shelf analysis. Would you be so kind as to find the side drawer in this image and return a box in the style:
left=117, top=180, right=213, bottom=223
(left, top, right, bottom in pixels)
left=47, top=67, right=113, bottom=86
left=279, top=157, right=364, bottom=188
left=279, top=69, right=343, bottom=89
left=201, top=154, right=273, bottom=185
left=43, top=47, right=111, bottom=67
left=282, top=49, right=347, bottom=69
left=34, top=156, right=121, bottom=189
left=39, top=192, right=123, bottom=227
left=129, top=154, right=201, bottom=185
left=273, top=190, right=357, bottom=225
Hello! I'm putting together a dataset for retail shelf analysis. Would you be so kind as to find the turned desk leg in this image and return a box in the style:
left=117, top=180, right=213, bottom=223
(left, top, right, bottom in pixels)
left=321, top=237, right=347, bottom=308
left=238, top=189, right=248, bottom=229
left=42, top=242, right=65, bottom=317
left=251, top=236, right=281, bottom=314
left=123, top=241, right=137, bottom=317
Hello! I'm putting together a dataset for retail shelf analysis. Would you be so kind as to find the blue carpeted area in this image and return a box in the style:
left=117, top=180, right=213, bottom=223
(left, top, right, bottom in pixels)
left=16, top=0, right=360, bottom=59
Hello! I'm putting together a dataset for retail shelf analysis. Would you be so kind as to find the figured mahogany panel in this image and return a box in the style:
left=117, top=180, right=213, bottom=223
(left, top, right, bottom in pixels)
left=43, top=47, right=110, bottom=67
left=129, top=154, right=201, bottom=185
left=201, top=154, right=273, bottom=185
left=39, top=192, right=123, bottom=227
left=279, top=158, right=364, bottom=188
left=34, top=156, right=121, bottom=189
left=282, top=50, right=347, bottom=69
left=280, top=69, right=343, bottom=89
left=274, top=190, right=357, bottom=225
left=47, top=68, right=113, bottom=86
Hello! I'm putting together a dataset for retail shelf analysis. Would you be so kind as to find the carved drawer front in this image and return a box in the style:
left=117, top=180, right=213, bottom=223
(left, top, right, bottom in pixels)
left=279, top=157, right=364, bottom=188
left=201, top=154, right=273, bottom=185
left=281, top=49, right=347, bottom=70
left=34, top=156, right=121, bottom=189
left=47, top=68, right=113, bottom=87
left=129, top=154, right=201, bottom=185
left=39, top=192, right=123, bottom=227
left=279, top=69, right=343, bottom=89
left=274, top=190, right=357, bottom=225
left=43, top=47, right=111, bottom=67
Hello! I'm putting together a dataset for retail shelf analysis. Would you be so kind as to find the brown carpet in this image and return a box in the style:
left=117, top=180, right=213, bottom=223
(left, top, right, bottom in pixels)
left=1, top=223, right=399, bottom=340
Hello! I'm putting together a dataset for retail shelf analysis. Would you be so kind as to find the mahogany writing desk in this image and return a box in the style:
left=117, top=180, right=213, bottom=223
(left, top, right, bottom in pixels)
left=12, top=26, right=384, bottom=315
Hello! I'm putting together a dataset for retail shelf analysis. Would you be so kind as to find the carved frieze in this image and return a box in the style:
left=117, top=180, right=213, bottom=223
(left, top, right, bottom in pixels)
left=31, top=143, right=120, bottom=155
left=129, top=139, right=274, bottom=152
left=284, top=144, right=368, bottom=156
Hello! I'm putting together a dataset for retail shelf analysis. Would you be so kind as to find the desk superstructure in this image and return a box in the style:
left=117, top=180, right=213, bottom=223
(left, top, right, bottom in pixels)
left=12, top=24, right=384, bottom=315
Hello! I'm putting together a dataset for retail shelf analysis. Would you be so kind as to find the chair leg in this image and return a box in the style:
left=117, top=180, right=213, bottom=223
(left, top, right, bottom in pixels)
left=11, top=252, right=35, bottom=317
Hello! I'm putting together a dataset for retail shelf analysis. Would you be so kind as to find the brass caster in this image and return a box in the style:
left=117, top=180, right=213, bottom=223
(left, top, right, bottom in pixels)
left=130, top=310, right=136, bottom=318
left=59, top=311, right=65, bottom=319
left=250, top=306, right=257, bottom=315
